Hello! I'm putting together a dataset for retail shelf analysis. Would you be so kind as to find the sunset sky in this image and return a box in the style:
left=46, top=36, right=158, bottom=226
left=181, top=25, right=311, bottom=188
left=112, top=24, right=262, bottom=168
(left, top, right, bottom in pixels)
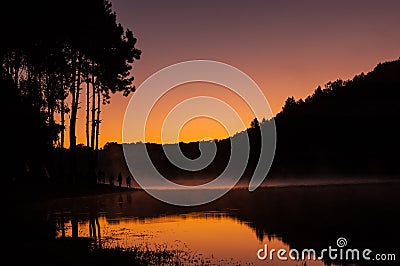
left=70, top=0, right=400, bottom=147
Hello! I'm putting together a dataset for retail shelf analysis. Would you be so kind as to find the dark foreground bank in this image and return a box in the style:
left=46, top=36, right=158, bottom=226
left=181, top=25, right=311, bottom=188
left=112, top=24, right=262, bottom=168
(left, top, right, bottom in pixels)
left=5, top=182, right=205, bottom=266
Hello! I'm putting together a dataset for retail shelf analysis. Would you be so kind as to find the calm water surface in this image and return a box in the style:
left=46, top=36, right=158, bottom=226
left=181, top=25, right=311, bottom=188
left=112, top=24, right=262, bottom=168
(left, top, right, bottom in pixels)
left=39, top=180, right=400, bottom=265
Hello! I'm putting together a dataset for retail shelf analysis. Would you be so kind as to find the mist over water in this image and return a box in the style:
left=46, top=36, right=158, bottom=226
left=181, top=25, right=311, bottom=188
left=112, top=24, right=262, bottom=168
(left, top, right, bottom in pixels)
left=113, top=174, right=397, bottom=190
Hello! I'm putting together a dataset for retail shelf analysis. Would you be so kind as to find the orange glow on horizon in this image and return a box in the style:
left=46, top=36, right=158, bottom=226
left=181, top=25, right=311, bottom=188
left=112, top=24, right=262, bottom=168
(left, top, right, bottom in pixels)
left=65, top=56, right=399, bottom=148
left=178, top=117, right=229, bottom=143
left=127, top=81, right=259, bottom=144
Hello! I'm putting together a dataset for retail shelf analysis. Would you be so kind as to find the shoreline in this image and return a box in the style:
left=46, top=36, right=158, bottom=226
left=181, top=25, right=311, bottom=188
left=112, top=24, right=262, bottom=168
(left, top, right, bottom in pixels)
left=7, top=182, right=140, bottom=205
left=7, top=175, right=400, bottom=204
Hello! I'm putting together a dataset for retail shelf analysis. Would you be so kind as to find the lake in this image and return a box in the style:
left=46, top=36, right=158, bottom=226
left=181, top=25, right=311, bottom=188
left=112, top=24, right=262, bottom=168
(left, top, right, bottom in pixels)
left=34, top=179, right=400, bottom=265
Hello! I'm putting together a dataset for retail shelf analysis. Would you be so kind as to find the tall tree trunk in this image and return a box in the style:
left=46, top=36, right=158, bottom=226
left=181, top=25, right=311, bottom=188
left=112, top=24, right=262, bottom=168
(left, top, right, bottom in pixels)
left=60, top=78, right=65, bottom=149
left=93, top=87, right=101, bottom=183
left=86, top=71, right=90, bottom=147
left=86, top=67, right=97, bottom=184
left=95, top=88, right=101, bottom=151
left=91, top=66, right=96, bottom=150
left=86, top=67, right=96, bottom=185
left=46, top=73, right=56, bottom=133
left=69, top=79, right=77, bottom=149
left=69, top=55, right=82, bottom=184
left=70, top=60, right=82, bottom=149
left=69, top=74, right=77, bottom=184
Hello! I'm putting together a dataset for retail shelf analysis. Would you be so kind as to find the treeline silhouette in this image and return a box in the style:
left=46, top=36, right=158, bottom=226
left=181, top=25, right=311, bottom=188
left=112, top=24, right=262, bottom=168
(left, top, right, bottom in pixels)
left=99, top=58, right=400, bottom=182
left=2, top=0, right=141, bottom=186
left=271, top=58, right=400, bottom=178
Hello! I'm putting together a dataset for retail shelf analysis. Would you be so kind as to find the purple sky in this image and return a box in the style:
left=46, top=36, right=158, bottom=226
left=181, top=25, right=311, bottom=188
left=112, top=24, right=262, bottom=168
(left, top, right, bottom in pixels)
left=73, top=0, right=400, bottom=146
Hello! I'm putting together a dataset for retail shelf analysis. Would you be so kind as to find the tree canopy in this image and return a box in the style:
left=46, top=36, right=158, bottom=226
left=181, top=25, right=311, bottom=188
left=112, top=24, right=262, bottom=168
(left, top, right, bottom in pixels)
left=1, top=0, right=141, bottom=183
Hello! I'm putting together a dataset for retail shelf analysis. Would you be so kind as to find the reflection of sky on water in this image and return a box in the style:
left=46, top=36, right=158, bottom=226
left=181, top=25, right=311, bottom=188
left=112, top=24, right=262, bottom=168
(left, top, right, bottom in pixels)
left=56, top=213, right=324, bottom=266
left=46, top=180, right=400, bottom=266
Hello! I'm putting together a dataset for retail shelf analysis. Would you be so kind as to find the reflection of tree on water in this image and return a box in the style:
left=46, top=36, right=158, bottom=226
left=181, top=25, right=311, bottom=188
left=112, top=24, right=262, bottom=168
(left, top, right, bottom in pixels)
left=57, top=216, right=67, bottom=238
left=89, top=211, right=101, bottom=248
left=72, top=216, right=79, bottom=238
left=54, top=210, right=102, bottom=248
left=254, top=227, right=274, bottom=243
left=229, top=184, right=400, bottom=266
